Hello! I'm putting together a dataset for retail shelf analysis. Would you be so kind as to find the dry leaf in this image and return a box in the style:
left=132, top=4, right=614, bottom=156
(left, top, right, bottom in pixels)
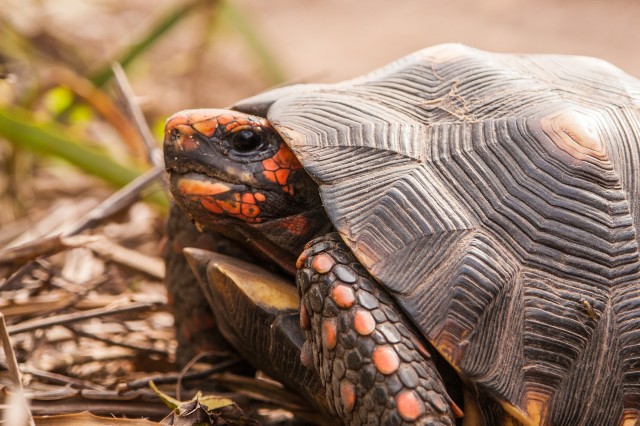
left=34, top=411, right=159, bottom=425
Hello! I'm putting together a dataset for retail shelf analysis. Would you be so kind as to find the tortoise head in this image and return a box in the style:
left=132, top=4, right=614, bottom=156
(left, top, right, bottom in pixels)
left=164, top=109, right=329, bottom=274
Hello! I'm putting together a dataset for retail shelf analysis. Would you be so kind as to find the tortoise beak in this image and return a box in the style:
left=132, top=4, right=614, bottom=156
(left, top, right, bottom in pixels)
left=164, top=119, right=203, bottom=172
left=163, top=109, right=227, bottom=172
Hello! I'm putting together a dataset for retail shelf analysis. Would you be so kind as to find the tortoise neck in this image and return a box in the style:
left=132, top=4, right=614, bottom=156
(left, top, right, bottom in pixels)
left=245, top=207, right=332, bottom=275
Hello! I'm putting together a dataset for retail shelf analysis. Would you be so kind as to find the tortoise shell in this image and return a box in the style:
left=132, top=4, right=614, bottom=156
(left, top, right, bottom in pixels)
left=232, top=44, right=640, bottom=424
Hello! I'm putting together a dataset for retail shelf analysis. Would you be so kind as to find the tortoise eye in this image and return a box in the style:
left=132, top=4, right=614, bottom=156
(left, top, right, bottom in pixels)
left=230, top=129, right=264, bottom=153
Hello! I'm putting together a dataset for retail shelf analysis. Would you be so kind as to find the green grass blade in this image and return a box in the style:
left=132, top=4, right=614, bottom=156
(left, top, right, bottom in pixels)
left=0, top=107, right=167, bottom=208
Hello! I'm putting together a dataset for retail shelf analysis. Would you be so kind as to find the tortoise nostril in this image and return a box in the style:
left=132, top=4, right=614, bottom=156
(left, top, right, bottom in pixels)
left=170, top=128, right=182, bottom=144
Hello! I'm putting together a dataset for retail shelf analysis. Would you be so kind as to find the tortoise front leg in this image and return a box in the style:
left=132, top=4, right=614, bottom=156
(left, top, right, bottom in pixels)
left=297, top=233, right=458, bottom=425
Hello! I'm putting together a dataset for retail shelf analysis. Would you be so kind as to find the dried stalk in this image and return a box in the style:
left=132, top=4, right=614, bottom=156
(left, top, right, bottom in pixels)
left=0, top=313, right=35, bottom=426
left=7, top=300, right=164, bottom=335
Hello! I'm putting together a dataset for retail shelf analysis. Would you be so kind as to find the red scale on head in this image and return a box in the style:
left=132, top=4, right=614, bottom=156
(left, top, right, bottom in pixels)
left=184, top=184, right=266, bottom=224
left=192, top=120, right=218, bottom=138
left=241, top=203, right=259, bottom=219
left=207, top=190, right=265, bottom=223
left=216, top=114, right=233, bottom=126
left=201, top=198, right=224, bottom=214
left=261, top=143, right=303, bottom=196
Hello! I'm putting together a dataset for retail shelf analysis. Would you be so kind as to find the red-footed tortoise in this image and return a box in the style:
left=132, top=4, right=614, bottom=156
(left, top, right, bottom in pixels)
left=163, top=44, right=640, bottom=425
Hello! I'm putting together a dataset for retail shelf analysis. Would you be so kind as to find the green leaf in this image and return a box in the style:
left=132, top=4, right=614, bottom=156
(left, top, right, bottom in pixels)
left=149, top=380, right=181, bottom=410
left=199, top=395, right=234, bottom=411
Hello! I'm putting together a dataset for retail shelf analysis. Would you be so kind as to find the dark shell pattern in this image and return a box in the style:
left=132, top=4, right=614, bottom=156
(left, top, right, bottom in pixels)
left=233, top=44, right=640, bottom=425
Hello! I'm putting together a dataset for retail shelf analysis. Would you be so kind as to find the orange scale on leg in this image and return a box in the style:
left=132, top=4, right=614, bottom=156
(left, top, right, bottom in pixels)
left=340, top=381, right=356, bottom=413
left=296, top=248, right=313, bottom=269
left=332, top=285, right=355, bottom=308
left=372, top=345, right=400, bottom=375
left=300, top=304, right=310, bottom=330
left=321, top=319, right=337, bottom=350
left=312, top=254, right=335, bottom=274
left=354, top=309, right=376, bottom=335
left=396, top=390, right=425, bottom=421
left=300, top=340, right=314, bottom=369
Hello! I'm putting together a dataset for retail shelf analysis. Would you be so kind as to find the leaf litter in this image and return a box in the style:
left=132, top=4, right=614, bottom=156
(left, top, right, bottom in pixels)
left=0, top=170, right=321, bottom=425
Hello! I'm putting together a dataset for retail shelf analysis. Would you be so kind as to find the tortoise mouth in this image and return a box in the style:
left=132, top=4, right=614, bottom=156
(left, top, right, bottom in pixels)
left=169, top=172, right=268, bottom=225
left=165, top=157, right=238, bottom=186
left=169, top=172, right=247, bottom=199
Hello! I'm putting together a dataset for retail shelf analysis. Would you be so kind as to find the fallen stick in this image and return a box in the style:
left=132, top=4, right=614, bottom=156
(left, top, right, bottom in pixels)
left=6, top=300, right=164, bottom=335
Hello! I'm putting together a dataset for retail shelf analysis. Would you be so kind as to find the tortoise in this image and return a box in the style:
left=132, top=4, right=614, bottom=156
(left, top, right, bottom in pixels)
left=163, top=44, right=640, bottom=425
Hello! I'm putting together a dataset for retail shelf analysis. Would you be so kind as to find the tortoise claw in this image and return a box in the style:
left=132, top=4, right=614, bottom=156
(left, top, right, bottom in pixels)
left=183, top=248, right=330, bottom=413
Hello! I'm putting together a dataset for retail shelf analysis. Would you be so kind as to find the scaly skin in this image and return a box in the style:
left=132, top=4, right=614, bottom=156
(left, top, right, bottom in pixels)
left=297, top=233, right=457, bottom=425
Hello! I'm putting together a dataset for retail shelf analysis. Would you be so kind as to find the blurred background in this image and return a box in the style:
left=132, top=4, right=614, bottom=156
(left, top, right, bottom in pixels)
left=0, top=0, right=639, bottom=422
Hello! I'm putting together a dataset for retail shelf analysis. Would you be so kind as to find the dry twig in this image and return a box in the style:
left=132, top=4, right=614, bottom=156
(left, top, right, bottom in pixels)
left=7, top=300, right=164, bottom=336
left=0, top=313, right=36, bottom=426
